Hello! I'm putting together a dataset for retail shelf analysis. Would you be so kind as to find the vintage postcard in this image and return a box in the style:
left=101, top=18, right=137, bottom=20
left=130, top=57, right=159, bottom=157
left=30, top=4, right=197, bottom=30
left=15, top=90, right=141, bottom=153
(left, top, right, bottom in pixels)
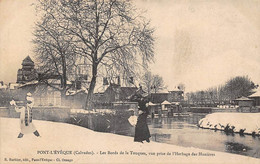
left=0, top=0, right=260, bottom=163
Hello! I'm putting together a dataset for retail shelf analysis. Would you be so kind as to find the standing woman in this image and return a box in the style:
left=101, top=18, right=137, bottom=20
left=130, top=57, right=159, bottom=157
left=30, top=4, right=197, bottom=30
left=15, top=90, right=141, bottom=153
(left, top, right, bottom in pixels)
left=134, top=97, right=151, bottom=143
left=10, top=92, right=40, bottom=138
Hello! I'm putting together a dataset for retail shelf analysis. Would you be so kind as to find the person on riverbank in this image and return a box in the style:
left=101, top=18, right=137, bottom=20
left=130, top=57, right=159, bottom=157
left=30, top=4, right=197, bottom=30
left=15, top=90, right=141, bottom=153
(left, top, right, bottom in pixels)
left=10, top=92, right=40, bottom=138
left=133, top=96, right=151, bottom=143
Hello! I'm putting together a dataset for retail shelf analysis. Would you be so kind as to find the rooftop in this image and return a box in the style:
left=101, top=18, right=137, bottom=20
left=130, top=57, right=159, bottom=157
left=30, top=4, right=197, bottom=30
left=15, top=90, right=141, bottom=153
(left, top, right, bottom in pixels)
left=248, top=90, right=260, bottom=98
left=234, top=96, right=253, bottom=101
left=22, top=56, right=34, bottom=66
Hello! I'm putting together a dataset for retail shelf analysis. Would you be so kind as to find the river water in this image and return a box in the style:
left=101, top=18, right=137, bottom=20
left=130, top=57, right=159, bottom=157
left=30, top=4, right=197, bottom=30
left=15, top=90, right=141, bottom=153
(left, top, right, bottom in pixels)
left=146, top=114, right=260, bottom=158
left=70, top=111, right=260, bottom=158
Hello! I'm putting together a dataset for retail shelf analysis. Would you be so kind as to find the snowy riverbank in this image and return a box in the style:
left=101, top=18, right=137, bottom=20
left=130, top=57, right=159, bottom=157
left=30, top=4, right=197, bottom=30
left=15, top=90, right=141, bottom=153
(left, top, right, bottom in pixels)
left=198, top=113, right=260, bottom=135
left=1, top=117, right=259, bottom=164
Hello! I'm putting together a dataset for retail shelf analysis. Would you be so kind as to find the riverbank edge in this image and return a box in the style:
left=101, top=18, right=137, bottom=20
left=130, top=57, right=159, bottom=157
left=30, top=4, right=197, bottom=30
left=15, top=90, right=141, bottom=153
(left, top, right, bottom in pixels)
left=198, top=113, right=260, bottom=136
left=1, top=117, right=260, bottom=164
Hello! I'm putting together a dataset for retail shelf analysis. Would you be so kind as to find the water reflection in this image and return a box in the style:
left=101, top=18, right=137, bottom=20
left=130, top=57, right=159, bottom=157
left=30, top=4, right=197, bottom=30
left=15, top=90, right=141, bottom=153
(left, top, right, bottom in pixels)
left=225, top=142, right=251, bottom=155
left=147, top=114, right=260, bottom=158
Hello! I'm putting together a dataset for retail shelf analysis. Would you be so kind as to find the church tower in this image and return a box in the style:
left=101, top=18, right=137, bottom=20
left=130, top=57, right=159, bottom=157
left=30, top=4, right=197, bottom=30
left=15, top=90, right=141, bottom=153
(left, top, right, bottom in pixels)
left=17, top=56, right=37, bottom=84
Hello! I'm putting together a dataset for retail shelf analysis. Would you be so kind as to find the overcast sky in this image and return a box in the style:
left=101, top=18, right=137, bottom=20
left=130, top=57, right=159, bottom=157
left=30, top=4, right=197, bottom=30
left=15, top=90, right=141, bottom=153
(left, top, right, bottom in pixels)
left=0, top=0, right=259, bottom=92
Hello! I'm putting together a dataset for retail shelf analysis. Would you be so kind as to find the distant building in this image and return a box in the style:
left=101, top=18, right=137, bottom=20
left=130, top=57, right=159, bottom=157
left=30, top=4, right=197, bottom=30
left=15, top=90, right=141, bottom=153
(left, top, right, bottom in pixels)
left=168, top=88, right=184, bottom=103
left=15, top=56, right=77, bottom=106
left=17, top=79, right=63, bottom=106
left=17, top=56, right=37, bottom=84
left=97, top=83, right=138, bottom=103
left=234, top=96, right=254, bottom=107
left=150, top=93, right=168, bottom=104
left=161, top=100, right=171, bottom=116
left=149, top=89, right=184, bottom=104
left=66, top=89, right=88, bottom=108
left=248, top=90, right=260, bottom=106
left=148, top=88, right=185, bottom=117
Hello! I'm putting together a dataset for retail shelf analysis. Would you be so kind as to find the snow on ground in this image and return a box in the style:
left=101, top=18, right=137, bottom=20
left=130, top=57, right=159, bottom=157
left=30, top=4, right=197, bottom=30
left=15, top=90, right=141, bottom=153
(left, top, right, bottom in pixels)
left=198, top=113, right=260, bottom=135
left=1, top=117, right=259, bottom=164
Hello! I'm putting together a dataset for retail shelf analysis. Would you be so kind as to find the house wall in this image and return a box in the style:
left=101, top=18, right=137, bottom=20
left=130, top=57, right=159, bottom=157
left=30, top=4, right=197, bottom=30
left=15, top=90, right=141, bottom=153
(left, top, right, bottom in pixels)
left=18, top=84, right=62, bottom=107
left=251, top=97, right=260, bottom=106
left=149, top=105, right=161, bottom=116
left=98, top=85, right=137, bottom=104
left=34, top=89, right=62, bottom=106
left=103, top=86, right=117, bottom=103
left=112, top=102, right=138, bottom=110
left=66, top=93, right=87, bottom=108
left=6, top=106, right=70, bottom=122
left=150, top=93, right=169, bottom=103
left=238, top=101, right=253, bottom=107
left=168, top=91, right=184, bottom=102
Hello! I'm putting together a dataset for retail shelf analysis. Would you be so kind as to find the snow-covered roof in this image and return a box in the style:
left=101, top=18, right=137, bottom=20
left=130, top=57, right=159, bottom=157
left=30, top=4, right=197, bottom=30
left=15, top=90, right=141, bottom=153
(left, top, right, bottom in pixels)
left=18, top=80, right=39, bottom=88
left=66, top=89, right=88, bottom=96
left=148, top=102, right=156, bottom=106
left=234, top=96, right=253, bottom=101
left=248, top=90, right=260, bottom=98
left=46, top=79, right=72, bottom=85
left=161, top=100, right=171, bottom=105
left=168, top=87, right=183, bottom=92
left=171, top=102, right=180, bottom=105
left=9, top=83, right=21, bottom=89
left=154, top=89, right=168, bottom=93
left=18, top=79, right=73, bottom=89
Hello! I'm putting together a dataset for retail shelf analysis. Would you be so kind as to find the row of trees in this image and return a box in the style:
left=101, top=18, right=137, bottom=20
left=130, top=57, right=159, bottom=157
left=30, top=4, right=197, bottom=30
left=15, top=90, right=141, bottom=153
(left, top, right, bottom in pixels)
left=186, top=76, right=259, bottom=105
left=33, top=0, right=155, bottom=109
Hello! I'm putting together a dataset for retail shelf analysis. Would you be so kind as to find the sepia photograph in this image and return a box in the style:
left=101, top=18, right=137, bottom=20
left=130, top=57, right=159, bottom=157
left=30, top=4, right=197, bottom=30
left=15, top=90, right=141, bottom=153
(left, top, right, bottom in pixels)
left=0, top=0, right=260, bottom=163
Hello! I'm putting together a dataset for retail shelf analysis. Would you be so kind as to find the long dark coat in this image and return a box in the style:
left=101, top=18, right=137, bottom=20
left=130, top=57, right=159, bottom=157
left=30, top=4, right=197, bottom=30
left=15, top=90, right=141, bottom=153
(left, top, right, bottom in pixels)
left=134, top=99, right=151, bottom=142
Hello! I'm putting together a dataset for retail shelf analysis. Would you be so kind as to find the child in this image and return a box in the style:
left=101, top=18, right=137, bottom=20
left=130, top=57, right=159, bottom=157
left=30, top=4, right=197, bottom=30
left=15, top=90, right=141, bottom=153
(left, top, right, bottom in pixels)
left=10, top=92, right=40, bottom=138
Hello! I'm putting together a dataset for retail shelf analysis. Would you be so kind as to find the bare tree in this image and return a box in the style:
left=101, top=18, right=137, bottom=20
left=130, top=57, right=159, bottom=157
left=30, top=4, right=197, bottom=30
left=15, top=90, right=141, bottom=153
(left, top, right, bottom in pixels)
left=141, top=71, right=166, bottom=94
left=33, top=1, right=77, bottom=96
left=33, top=0, right=154, bottom=109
